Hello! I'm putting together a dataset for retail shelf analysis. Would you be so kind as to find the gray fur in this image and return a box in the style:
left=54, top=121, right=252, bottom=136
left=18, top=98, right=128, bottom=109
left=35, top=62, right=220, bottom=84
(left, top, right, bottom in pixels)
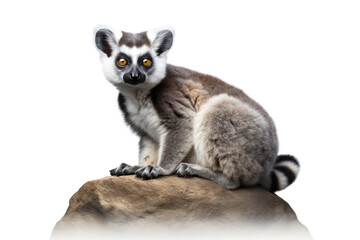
left=119, top=31, right=151, bottom=48
left=95, top=26, right=299, bottom=191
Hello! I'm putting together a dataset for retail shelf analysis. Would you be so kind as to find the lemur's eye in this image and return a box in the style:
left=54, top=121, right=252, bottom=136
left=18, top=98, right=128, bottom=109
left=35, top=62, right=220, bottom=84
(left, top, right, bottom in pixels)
left=142, top=58, right=152, bottom=67
left=117, top=58, right=127, bottom=66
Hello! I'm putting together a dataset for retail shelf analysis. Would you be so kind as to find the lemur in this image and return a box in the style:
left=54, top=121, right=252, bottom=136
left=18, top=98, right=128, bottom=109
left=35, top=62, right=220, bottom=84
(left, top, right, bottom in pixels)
left=94, top=26, right=300, bottom=191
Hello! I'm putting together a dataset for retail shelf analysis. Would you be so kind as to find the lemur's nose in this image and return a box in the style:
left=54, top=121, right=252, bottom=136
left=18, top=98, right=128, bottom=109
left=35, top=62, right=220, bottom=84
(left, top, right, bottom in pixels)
left=130, top=72, right=140, bottom=80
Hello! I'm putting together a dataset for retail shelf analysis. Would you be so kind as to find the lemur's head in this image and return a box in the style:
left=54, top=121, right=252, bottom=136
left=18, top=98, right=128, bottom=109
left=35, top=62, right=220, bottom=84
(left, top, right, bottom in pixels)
left=94, top=26, right=174, bottom=89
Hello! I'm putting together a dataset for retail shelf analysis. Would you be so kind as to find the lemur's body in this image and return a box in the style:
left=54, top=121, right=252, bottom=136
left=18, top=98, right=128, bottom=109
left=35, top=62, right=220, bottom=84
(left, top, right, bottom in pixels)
left=95, top=27, right=300, bottom=191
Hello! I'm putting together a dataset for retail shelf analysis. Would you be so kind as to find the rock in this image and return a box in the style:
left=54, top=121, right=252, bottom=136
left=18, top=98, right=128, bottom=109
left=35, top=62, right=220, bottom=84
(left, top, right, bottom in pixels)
left=52, top=176, right=312, bottom=240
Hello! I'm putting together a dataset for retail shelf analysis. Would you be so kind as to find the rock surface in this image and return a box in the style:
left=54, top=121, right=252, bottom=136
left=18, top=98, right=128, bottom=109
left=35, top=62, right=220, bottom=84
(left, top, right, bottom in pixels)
left=52, top=176, right=311, bottom=240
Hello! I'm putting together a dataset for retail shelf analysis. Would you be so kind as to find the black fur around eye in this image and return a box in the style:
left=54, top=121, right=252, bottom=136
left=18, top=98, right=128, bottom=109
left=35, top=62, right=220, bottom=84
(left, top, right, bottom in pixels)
left=139, top=54, right=153, bottom=69
left=142, top=58, right=152, bottom=67
left=117, top=58, right=127, bottom=66
left=115, top=53, right=131, bottom=69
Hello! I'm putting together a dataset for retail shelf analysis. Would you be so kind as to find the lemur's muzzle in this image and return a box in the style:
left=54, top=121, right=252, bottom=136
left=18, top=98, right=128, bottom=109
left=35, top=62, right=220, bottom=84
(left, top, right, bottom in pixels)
left=123, top=70, right=146, bottom=85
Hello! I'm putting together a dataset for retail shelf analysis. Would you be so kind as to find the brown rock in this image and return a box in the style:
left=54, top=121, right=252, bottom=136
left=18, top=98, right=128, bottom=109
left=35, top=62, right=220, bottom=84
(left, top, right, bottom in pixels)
left=52, top=176, right=312, bottom=240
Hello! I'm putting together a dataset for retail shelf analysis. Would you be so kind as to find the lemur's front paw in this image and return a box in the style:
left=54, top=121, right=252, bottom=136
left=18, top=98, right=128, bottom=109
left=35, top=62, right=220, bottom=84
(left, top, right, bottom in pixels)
left=135, top=165, right=168, bottom=180
left=175, top=163, right=195, bottom=177
left=110, top=163, right=140, bottom=176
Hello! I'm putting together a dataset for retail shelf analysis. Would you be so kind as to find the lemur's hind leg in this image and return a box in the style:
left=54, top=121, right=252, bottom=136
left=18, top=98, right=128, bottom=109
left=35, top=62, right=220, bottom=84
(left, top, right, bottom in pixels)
left=178, top=94, right=275, bottom=189
left=176, top=163, right=240, bottom=189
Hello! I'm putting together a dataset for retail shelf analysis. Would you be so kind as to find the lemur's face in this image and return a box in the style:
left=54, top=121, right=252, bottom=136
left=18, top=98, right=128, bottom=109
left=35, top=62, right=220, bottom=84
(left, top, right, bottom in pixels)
left=94, top=27, right=173, bottom=89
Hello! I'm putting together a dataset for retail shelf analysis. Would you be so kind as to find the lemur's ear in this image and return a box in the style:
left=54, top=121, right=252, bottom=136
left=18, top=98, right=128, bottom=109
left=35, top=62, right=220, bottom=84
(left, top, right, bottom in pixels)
left=94, top=27, right=117, bottom=57
left=149, top=28, right=174, bottom=56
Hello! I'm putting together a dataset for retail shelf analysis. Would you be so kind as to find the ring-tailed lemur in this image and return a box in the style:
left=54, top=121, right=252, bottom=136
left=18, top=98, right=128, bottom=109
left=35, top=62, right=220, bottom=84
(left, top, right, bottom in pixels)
left=94, top=26, right=300, bottom=191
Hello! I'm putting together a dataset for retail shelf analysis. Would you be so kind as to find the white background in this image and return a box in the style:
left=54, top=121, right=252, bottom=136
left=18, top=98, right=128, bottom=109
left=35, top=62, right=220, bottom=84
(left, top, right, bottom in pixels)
left=0, top=0, right=359, bottom=239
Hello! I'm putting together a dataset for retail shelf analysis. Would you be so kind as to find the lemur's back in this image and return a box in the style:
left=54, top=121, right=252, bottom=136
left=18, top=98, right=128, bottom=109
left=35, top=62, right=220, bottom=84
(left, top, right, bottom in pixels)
left=153, top=64, right=278, bottom=140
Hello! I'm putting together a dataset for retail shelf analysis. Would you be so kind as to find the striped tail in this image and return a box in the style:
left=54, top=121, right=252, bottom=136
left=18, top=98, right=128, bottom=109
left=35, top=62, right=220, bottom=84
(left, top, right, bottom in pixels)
left=270, top=155, right=300, bottom=192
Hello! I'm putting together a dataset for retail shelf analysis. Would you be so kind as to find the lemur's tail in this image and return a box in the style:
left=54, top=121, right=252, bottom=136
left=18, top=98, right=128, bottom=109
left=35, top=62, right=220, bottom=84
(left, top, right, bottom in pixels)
left=270, top=155, right=300, bottom=192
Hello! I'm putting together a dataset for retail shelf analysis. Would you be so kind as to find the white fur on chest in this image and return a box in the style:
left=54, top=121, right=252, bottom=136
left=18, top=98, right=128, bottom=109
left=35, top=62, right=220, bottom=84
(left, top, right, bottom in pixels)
left=124, top=90, right=165, bottom=142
